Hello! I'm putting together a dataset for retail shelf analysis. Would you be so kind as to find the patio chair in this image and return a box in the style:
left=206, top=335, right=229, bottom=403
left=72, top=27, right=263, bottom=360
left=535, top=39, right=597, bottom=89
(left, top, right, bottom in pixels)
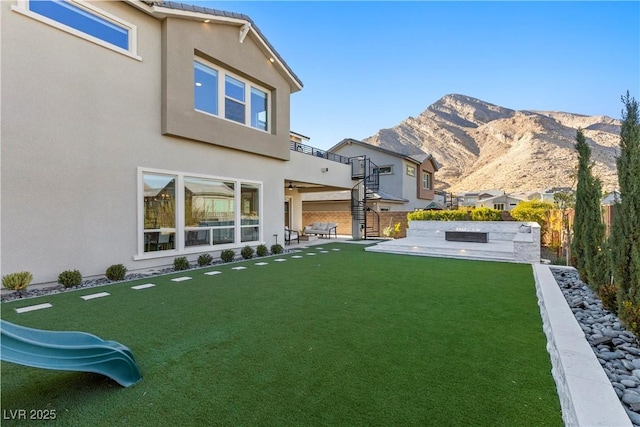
left=284, top=227, right=299, bottom=245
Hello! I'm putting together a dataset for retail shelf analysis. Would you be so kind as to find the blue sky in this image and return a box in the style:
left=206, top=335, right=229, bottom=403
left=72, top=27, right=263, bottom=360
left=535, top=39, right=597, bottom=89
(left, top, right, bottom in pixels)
left=198, top=1, right=639, bottom=150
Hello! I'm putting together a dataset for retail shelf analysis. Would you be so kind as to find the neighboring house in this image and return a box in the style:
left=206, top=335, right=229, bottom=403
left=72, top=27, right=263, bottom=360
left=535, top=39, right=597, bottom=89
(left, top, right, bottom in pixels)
left=458, top=191, right=502, bottom=208
left=321, top=138, right=440, bottom=212
left=1, top=0, right=351, bottom=284
left=475, top=193, right=527, bottom=212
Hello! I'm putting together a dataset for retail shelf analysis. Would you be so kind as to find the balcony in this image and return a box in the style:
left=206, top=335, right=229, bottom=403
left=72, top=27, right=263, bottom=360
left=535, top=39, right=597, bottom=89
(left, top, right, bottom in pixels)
left=290, top=141, right=349, bottom=164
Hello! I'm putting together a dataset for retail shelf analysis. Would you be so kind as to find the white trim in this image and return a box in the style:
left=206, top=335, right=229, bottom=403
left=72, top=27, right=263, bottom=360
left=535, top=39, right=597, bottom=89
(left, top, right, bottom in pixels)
left=12, top=0, right=142, bottom=61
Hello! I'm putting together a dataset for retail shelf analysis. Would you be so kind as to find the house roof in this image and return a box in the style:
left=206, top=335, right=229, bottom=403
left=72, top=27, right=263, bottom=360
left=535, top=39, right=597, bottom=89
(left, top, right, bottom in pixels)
left=329, top=138, right=439, bottom=169
left=135, top=1, right=303, bottom=90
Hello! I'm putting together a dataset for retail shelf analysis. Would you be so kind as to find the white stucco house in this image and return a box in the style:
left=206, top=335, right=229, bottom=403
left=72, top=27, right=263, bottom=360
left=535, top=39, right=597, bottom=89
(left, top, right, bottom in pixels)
left=1, top=0, right=355, bottom=284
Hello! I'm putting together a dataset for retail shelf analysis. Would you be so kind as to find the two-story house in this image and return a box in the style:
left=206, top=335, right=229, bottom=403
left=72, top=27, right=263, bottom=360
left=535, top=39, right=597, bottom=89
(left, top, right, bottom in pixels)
left=1, top=0, right=352, bottom=284
left=302, top=138, right=439, bottom=236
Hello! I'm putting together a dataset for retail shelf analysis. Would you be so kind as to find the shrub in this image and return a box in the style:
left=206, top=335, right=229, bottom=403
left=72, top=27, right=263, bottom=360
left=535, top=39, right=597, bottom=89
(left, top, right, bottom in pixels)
left=241, top=245, right=255, bottom=260
left=470, top=207, right=503, bottom=221
left=620, top=300, right=640, bottom=338
left=271, top=244, right=284, bottom=255
left=511, top=200, right=554, bottom=234
left=256, top=244, right=269, bottom=257
left=173, top=257, right=190, bottom=271
left=598, top=284, right=618, bottom=313
left=105, top=264, right=127, bottom=281
left=197, top=253, right=213, bottom=267
left=220, top=249, right=235, bottom=263
left=2, top=271, right=33, bottom=294
left=407, top=209, right=470, bottom=221
left=58, top=270, right=82, bottom=288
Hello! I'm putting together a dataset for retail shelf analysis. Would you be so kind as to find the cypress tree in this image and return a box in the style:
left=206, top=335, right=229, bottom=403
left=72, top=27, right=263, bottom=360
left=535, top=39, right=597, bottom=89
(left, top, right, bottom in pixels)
left=612, top=92, right=640, bottom=304
left=572, top=128, right=608, bottom=288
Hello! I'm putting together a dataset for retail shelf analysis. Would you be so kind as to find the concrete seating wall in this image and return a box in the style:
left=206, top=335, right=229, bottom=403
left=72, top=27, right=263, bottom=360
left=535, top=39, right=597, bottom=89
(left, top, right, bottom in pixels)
left=407, top=220, right=541, bottom=264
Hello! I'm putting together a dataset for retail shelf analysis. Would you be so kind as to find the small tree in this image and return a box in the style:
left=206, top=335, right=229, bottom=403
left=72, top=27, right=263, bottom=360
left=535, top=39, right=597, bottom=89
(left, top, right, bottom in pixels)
left=571, top=128, right=608, bottom=289
left=510, top=200, right=554, bottom=236
left=553, top=191, right=575, bottom=264
left=612, top=92, right=640, bottom=309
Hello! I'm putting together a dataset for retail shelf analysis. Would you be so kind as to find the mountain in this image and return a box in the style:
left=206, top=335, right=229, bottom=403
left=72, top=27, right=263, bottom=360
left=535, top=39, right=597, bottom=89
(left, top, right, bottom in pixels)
left=363, top=94, right=621, bottom=193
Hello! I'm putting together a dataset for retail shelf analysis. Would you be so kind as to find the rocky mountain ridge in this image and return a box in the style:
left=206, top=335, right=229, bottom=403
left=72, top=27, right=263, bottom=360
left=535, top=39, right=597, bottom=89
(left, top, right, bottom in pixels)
left=363, top=94, right=621, bottom=193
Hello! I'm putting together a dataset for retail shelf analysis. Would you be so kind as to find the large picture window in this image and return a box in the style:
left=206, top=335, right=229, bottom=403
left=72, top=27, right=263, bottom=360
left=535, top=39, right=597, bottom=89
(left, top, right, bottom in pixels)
left=140, top=169, right=261, bottom=255
left=14, top=0, right=139, bottom=58
left=194, top=58, right=270, bottom=131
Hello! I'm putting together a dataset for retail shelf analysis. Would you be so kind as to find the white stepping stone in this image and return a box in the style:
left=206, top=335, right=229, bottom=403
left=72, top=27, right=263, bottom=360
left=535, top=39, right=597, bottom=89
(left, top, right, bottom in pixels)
left=81, top=292, right=110, bottom=300
left=320, top=251, right=329, bottom=253
left=331, top=248, right=341, bottom=251
left=131, top=283, right=155, bottom=290
left=204, top=271, right=222, bottom=276
left=254, top=262, right=268, bottom=266
left=306, top=253, right=316, bottom=256
left=232, top=266, right=247, bottom=270
left=16, top=303, right=52, bottom=313
left=291, top=255, right=303, bottom=259
left=274, top=259, right=287, bottom=262
left=171, top=277, right=192, bottom=282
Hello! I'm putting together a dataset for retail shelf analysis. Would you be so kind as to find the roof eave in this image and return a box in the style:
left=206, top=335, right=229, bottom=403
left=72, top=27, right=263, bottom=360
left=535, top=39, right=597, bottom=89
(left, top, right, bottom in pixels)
left=126, top=0, right=303, bottom=92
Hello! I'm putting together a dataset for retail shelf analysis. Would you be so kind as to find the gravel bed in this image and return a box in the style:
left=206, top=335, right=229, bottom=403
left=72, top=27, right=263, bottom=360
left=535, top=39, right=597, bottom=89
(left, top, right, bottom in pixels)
left=551, top=267, right=640, bottom=425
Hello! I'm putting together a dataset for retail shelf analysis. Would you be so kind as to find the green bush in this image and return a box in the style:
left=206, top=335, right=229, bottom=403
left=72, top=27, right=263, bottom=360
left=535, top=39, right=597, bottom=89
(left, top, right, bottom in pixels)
left=241, top=245, right=255, bottom=260
left=105, top=264, right=127, bottom=281
left=470, top=207, right=503, bottom=221
left=511, top=200, right=554, bottom=229
left=173, top=257, right=190, bottom=271
left=407, top=209, right=470, bottom=221
left=197, top=253, right=213, bottom=267
left=2, top=271, right=33, bottom=294
left=220, top=249, right=235, bottom=263
left=620, top=300, right=640, bottom=338
left=598, top=284, right=618, bottom=313
left=271, top=244, right=284, bottom=255
left=58, top=270, right=82, bottom=288
left=256, top=244, right=269, bottom=257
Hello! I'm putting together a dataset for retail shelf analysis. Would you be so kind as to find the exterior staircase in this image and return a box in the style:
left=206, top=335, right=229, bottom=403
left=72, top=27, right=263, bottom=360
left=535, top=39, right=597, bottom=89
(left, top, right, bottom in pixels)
left=349, top=156, right=380, bottom=239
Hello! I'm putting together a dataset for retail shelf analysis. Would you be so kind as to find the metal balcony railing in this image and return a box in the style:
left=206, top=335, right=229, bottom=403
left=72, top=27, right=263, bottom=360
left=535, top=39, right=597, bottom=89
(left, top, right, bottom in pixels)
left=290, top=141, right=350, bottom=164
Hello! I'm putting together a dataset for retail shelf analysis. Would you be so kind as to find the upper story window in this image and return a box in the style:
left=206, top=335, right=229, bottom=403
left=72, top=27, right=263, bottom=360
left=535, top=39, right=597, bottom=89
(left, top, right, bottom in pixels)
left=422, top=171, right=432, bottom=190
left=194, top=58, right=271, bottom=132
left=13, top=0, right=140, bottom=59
left=406, top=165, right=416, bottom=177
left=374, top=166, right=393, bottom=175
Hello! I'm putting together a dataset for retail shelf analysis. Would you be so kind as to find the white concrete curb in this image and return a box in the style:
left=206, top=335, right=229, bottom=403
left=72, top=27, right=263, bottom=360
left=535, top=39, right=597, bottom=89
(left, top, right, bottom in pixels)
left=533, top=264, right=632, bottom=426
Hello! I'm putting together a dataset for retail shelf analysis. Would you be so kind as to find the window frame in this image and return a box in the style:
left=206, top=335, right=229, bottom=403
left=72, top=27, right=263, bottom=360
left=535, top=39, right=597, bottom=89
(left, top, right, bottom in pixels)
left=374, top=165, right=393, bottom=175
left=406, top=165, right=416, bottom=177
left=12, top=0, right=141, bottom=60
left=194, top=57, right=271, bottom=132
left=136, top=167, right=263, bottom=259
left=422, top=171, right=432, bottom=190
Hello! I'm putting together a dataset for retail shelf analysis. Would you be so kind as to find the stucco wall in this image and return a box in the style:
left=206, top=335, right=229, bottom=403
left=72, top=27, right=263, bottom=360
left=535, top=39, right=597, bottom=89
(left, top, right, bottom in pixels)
left=0, top=2, right=293, bottom=283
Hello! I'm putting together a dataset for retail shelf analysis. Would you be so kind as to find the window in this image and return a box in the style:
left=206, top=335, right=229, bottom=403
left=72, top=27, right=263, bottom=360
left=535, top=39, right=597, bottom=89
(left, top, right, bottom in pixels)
left=140, top=169, right=261, bottom=255
left=194, top=58, right=270, bottom=131
left=15, top=0, right=139, bottom=58
left=225, top=76, right=245, bottom=124
left=422, top=171, right=432, bottom=190
left=374, top=166, right=392, bottom=175
left=494, top=203, right=505, bottom=211
left=194, top=62, right=218, bottom=115
left=406, top=165, right=416, bottom=176
left=143, top=173, right=177, bottom=252
left=251, top=88, right=268, bottom=131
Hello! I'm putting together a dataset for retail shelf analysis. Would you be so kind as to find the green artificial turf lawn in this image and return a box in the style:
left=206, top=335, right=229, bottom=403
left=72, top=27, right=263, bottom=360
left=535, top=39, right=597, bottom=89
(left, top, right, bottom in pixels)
left=1, top=243, right=562, bottom=426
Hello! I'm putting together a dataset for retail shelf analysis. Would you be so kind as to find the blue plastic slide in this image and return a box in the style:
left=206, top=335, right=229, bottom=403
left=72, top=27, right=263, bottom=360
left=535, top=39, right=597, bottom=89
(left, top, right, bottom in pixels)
left=0, top=320, right=141, bottom=387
